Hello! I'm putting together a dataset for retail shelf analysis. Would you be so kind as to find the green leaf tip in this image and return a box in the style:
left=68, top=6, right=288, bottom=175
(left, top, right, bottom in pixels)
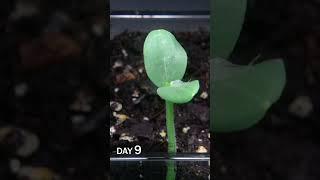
left=211, top=58, right=286, bottom=132
left=211, top=0, right=247, bottom=59
left=157, top=80, right=200, bottom=104
left=143, top=29, right=200, bottom=103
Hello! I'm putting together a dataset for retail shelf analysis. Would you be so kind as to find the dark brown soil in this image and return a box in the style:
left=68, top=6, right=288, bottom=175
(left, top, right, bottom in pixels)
left=110, top=31, right=210, bottom=154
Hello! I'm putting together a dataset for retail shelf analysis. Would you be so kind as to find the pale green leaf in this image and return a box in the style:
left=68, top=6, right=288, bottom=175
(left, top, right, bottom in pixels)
left=143, top=29, right=187, bottom=87
left=157, top=80, right=200, bottom=104
left=211, top=58, right=286, bottom=132
left=211, top=0, right=247, bottom=59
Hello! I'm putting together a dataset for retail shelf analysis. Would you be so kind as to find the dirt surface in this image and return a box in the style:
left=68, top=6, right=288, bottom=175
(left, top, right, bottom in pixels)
left=214, top=0, right=320, bottom=179
left=110, top=31, right=210, bottom=154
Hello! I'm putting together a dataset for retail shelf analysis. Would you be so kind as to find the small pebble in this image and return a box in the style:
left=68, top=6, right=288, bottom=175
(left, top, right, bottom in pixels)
left=159, top=130, right=166, bottom=138
left=182, top=127, right=190, bottom=134
left=113, top=112, right=129, bottom=124
left=14, top=83, right=28, bottom=97
left=139, top=174, right=143, bottom=178
left=114, top=88, right=119, bottom=93
left=112, top=61, right=123, bottom=69
left=132, top=90, right=140, bottom=97
left=110, top=101, right=122, bottom=112
left=138, top=67, right=144, bottom=73
left=143, top=117, right=149, bottom=121
left=201, top=130, right=205, bottom=133
left=208, top=133, right=210, bottom=139
left=132, top=95, right=145, bottom=104
left=121, top=49, right=128, bottom=58
left=110, top=126, right=116, bottom=137
left=119, top=133, right=135, bottom=142
left=288, top=96, right=313, bottom=118
left=198, top=139, right=203, bottom=142
left=200, top=91, right=208, bottom=99
left=196, top=146, right=208, bottom=153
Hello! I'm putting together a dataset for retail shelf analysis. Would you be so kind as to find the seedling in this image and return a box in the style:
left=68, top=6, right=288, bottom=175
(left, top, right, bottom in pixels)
left=143, top=29, right=199, bottom=179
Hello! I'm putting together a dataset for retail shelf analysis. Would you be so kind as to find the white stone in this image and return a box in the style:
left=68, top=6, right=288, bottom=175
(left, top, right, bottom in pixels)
left=200, top=91, right=208, bottom=99
left=196, top=146, right=207, bottom=153
left=119, top=133, right=135, bottom=142
left=182, top=127, right=190, bottom=134
left=288, top=96, right=313, bottom=118
left=110, top=126, right=116, bottom=137
left=138, top=67, right=144, bottom=73
left=121, top=49, right=128, bottom=58
left=112, top=61, right=123, bottom=69
left=110, top=101, right=122, bottom=112
left=132, top=90, right=140, bottom=97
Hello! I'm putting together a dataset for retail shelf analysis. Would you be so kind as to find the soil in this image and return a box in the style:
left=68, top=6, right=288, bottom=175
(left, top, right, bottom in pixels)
left=214, top=0, right=320, bottom=179
left=110, top=31, right=210, bottom=153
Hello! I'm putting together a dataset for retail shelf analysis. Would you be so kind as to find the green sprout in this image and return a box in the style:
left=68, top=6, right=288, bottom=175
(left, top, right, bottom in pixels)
left=143, top=29, right=200, bottom=179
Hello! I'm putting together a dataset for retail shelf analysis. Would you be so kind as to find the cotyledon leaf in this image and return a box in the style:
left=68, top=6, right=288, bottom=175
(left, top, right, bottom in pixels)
left=143, top=29, right=187, bottom=87
left=211, top=0, right=247, bottom=59
left=157, top=80, right=199, bottom=104
left=211, top=58, right=286, bottom=132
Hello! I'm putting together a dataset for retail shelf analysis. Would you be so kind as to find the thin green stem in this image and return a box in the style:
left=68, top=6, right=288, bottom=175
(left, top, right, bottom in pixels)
left=165, top=101, right=176, bottom=154
left=166, top=160, right=175, bottom=180
left=165, top=101, right=176, bottom=180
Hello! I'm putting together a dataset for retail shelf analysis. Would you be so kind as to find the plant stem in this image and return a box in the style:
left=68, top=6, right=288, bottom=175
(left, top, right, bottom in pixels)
left=165, top=101, right=176, bottom=154
left=166, top=160, right=175, bottom=180
left=165, top=101, right=176, bottom=180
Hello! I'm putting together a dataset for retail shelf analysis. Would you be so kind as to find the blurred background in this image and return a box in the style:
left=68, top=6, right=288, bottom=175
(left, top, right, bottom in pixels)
left=0, top=0, right=108, bottom=179
left=214, top=0, right=320, bottom=179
